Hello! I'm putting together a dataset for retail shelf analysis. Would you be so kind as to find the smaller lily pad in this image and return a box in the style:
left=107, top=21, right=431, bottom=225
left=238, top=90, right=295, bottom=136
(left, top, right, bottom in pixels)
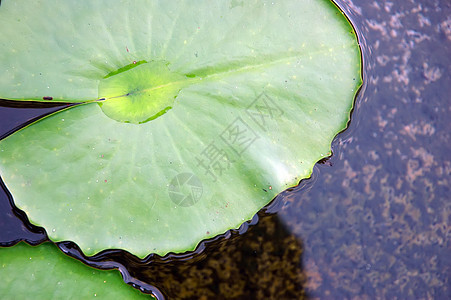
left=0, top=242, right=152, bottom=299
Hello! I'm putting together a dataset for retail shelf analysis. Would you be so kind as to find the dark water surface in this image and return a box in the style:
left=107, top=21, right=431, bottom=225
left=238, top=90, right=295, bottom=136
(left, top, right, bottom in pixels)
left=1, top=0, right=450, bottom=299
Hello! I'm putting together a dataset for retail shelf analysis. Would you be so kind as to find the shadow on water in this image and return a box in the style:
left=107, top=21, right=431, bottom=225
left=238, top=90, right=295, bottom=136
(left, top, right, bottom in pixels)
left=128, top=213, right=307, bottom=299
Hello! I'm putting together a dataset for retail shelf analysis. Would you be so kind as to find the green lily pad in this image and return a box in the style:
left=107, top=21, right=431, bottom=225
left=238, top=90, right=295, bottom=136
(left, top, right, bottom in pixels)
left=0, top=0, right=362, bottom=257
left=0, top=242, right=152, bottom=299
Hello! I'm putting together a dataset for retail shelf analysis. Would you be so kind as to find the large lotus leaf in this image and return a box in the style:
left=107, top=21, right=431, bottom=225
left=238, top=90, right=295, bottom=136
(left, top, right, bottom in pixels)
left=0, top=0, right=362, bottom=257
left=0, top=242, right=152, bottom=299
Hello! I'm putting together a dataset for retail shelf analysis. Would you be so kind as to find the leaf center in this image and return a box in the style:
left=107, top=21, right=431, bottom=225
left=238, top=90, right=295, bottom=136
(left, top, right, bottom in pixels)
left=98, top=60, right=190, bottom=124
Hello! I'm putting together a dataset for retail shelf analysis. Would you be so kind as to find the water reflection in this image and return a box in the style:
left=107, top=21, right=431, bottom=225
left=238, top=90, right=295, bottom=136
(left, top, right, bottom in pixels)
left=274, top=0, right=450, bottom=298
